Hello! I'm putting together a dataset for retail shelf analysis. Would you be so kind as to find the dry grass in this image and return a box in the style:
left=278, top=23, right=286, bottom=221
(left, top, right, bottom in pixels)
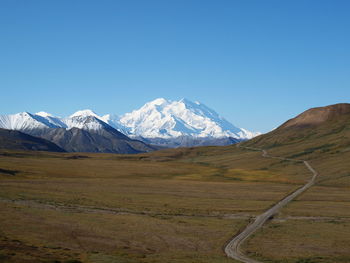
left=0, top=201, right=244, bottom=263
left=242, top=219, right=350, bottom=263
left=0, top=149, right=301, bottom=262
left=1, top=124, right=349, bottom=263
left=236, top=117, right=350, bottom=262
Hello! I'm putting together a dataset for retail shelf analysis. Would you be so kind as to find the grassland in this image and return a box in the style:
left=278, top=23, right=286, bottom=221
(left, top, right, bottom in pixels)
left=238, top=111, right=350, bottom=262
left=1, top=116, right=349, bottom=263
left=0, top=147, right=308, bottom=263
left=241, top=151, right=350, bottom=262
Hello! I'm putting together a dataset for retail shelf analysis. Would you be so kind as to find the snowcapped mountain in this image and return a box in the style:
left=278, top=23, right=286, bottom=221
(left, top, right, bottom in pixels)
left=0, top=110, right=111, bottom=133
left=0, top=98, right=260, bottom=148
left=115, top=98, right=259, bottom=140
left=0, top=110, right=155, bottom=154
left=0, top=112, right=62, bottom=131
left=69, top=109, right=100, bottom=119
left=63, top=109, right=110, bottom=131
left=35, top=111, right=68, bottom=128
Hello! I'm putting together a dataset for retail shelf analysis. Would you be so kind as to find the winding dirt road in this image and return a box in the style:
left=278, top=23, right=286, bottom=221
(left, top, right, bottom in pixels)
left=224, top=146, right=319, bottom=263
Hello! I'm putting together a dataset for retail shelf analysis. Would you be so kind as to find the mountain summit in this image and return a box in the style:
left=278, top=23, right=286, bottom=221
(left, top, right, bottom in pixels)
left=69, top=109, right=100, bottom=118
left=112, top=98, right=259, bottom=140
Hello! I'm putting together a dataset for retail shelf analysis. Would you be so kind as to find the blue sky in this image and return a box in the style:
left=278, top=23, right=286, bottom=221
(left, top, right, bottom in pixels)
left=1, top=0, right=349, bottom=132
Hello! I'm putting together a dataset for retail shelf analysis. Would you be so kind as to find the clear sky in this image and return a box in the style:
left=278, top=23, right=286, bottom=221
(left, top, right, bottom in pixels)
left=1, top=0, right=349, bottom=132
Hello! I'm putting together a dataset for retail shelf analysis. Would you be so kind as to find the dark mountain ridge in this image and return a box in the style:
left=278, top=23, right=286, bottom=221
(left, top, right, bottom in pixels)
left=0, top=128, right=65, bottom=152
left=25, top=116, right=158, bottom=154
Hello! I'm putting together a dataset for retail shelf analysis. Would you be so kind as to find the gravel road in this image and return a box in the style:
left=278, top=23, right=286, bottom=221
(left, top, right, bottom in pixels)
left=224, top=146, right=318, bottom=263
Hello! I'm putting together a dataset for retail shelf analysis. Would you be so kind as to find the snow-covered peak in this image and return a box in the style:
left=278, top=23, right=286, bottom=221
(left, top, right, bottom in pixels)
left=147, top=98, right=169, bottom=106
left=34, top=112, right=67, bottom=128
left=63, top=116, right=107, bottom=131
left=0, top=112, right=61, bottom=131
left=63, top=110, right=109, bottom=131
left=100, top=114, right=111, bottom=123
left=115, top=98, right=259, bottom=139
left=70, top=109, right=99, bottom=118
left=237, top=128, right=262, bottom=139
left=35, top=111, right=53, bottom=117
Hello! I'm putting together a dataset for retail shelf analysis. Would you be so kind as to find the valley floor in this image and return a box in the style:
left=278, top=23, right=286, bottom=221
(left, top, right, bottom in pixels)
left=0, top=146, right=349, bottom=262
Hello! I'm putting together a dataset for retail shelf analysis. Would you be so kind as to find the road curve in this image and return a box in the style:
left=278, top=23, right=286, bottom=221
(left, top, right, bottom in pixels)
left=224, top=146, right=318, bottom=263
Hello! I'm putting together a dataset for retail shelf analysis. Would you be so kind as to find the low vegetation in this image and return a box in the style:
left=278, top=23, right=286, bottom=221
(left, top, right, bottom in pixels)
left=1, top=104, right=349, bottom=262
left=0, top=146, right=306, bottom=263
left=238, top=104, right=350, bottom=262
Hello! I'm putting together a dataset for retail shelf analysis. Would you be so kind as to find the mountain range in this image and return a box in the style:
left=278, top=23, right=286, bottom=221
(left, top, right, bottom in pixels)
left=0, top=98, right=260, bottom=152
left=0, top=98, right=259, bottom=153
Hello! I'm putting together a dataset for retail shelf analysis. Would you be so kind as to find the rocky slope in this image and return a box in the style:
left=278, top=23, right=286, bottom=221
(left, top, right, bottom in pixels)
left=0, top=128, right=65, bottom=152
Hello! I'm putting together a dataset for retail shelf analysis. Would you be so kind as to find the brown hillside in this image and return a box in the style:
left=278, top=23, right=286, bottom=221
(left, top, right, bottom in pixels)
left=281, top=103, right=350, bottom=129
left=244, top=103, right=350, bottom=149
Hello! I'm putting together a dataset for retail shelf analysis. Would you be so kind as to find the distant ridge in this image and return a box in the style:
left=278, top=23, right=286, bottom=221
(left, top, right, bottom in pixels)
left=0, top=128, right=65, bottom=152
left=31, top=127, right=157, bottom=154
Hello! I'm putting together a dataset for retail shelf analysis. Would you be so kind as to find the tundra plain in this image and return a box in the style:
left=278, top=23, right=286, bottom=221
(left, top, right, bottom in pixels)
left=1, top=139, right=349, bottom=263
